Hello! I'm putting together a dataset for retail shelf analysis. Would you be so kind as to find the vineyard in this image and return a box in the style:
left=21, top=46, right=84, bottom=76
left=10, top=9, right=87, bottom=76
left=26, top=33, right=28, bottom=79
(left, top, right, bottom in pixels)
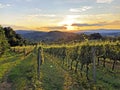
left=0, top=41, right=120, bottom=90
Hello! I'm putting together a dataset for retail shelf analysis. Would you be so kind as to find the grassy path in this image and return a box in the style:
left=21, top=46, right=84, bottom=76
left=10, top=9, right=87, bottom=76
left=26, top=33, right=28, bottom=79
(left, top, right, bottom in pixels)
left=0, top=48, right=37, bottom=90
left=0, top=54, right=24, bottom=89
left=0, top=53, right=24, bottom=81
left=40, top=57, right=64, bottom=90
left=6, top=48, right=37, bottom=90
left=38, top=54, right=80, bottom=90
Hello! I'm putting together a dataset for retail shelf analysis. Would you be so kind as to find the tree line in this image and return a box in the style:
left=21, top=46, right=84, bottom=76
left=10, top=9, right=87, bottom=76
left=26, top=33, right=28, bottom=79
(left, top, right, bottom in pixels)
left=0, top=25, right=31, bottom=56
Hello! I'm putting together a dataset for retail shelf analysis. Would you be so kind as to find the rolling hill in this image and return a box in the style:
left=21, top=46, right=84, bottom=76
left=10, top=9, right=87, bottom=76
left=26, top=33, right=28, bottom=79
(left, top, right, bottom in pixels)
left=15, top=29, right=120, bottom=42
left=16, top=30, right=78, bottom=42
left=75, top=29, right=120, bottom=36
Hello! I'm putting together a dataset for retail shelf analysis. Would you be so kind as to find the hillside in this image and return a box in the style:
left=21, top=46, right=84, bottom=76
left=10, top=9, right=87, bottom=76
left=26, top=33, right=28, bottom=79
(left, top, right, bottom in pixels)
left=75, top=29, right=120, bottom=37
left=16, top=30, right=79, bottom=42
left=15, top=29, right=120, bottom=43
left=15, top=30, right=35, bottom=34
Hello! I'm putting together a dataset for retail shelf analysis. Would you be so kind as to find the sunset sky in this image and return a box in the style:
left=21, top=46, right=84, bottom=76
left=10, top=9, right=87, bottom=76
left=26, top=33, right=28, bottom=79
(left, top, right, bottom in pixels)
left=0, top=0, right=120, bottom=31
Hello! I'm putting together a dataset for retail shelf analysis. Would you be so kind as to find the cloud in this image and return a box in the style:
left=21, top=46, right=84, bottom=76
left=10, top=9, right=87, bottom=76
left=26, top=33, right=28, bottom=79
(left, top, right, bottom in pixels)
left=70, top=6, right=92, bottom=13
left=66, top=15, right=81, bottom=18
left=54, top=0, right=83, bottom=4
left=96, top=0, right=114, bottom=3
left=28, top=14, right=56, bottom=17
left=0, top=3, right=11, bottom=8
left=58, top=15, right=80, bottom=26
left=72, top=22, right=106, bottom=27
left=112, top=6, right=120, bottom=9
left=2, top=24, right=30, bottom=30
left=71, top=20, right=120, bottom=27
left=16, top=0, right=32, bottom=2
left=34, top=8, right=42, bottom=12
left=26, top=0, right=32, bottom=2
left=107, top=20, right=120, bottom=25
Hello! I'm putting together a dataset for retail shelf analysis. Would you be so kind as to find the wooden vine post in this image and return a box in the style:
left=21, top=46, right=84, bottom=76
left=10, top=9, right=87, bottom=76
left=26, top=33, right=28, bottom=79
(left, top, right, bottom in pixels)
left=23, top=48, right=26, bottom=59
left=37, top=47, right=43, bottom=80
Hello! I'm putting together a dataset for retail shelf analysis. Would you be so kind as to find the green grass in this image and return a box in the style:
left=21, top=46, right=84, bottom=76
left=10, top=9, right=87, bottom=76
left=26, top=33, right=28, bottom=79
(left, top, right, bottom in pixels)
left=7, top=48, right=37, bottom=90
left=0, top=47, right=119, bottom=90
left=46, top=54, right=120, bottom=90
left=40, top=55, right=64, bottom=90
left=42, top=54, right=83, bottom=90
left=0, top=53, right=24, bottom=82
left=89, top=66, right=120, bottom=90
left=6, top=48, right=78, bottom=90
left=0, top=51, right=20, bottom=65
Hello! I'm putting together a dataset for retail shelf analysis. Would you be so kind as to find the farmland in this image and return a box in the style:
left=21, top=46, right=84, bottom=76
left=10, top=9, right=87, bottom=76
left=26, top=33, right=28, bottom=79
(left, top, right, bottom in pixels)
left=0, top=41, right=120, bottom=90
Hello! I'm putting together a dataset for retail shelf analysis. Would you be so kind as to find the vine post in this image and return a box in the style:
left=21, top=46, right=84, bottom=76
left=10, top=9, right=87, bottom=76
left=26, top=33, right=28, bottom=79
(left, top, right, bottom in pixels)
left=23, top=48, right=26, bottom=59
left=37, top=47, right=43, bottom=80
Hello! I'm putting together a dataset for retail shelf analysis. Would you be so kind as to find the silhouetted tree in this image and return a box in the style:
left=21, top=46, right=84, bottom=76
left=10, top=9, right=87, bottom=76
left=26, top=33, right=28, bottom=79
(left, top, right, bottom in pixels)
left=3, top=27, right=25, bottom=46
left=89, top=33, right=102, bottom=40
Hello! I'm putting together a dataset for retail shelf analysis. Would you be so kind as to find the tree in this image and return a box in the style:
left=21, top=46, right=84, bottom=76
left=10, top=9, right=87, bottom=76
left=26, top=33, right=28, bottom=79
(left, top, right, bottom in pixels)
left=89, top=33, right=102, bottom=40
left=0, top=26, right=9, bottom=56
left=3, top=27, right=24, bottom=46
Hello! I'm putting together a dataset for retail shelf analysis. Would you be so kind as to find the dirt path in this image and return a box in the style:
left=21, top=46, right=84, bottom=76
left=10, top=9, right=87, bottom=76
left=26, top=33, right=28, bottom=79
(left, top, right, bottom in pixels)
left=0, top=81, right=12, bottom=90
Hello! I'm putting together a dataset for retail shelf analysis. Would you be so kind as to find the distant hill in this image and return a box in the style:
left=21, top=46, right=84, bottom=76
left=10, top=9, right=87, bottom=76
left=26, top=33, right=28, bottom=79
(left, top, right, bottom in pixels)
left=16, top=30, right=78, bottom=42
left=75, top=29, right=120, bottom=37
left=15, top=30, right=37, bottom=34
left=15, top=29, right=120, bottom=42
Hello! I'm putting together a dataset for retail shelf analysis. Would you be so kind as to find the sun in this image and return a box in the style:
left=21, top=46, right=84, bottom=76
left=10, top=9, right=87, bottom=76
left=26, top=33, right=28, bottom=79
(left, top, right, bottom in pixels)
left=58, top=18, right=77, bottom=31
left=57, top=15, right=83, bottom=31
left=65, top=25, right=74, bottom=30
left=58, top=19, right=74, bottom=25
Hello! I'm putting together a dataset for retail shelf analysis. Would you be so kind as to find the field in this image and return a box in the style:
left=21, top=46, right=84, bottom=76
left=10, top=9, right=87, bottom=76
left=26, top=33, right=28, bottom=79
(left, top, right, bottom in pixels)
left=1, top=0, right=120, bottom=89
left=0, top=41, right=120, bottom=90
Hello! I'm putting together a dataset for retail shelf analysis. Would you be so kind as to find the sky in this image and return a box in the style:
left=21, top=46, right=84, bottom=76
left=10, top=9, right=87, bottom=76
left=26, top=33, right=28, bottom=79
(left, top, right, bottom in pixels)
left=0, top=0, right=120, bottom=31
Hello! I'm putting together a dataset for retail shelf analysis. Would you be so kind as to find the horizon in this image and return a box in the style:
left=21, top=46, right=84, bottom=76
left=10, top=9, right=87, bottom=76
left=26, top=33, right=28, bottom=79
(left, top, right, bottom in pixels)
left=15, top=29, right=120, bottom=34
left=0, top=0, right=120, bottom=31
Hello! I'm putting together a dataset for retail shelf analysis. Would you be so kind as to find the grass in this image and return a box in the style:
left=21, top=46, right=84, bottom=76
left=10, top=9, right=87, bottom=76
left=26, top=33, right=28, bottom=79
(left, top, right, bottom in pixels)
left=46, top=53, right=120, bottom=90
left=0, top=47, right=119, bottom=90
left=0, top=52, right=24, bottom=82
left=42, top=54, right=83, bottom=90
left=6, top=48, right=79, bottom=90
left=40, top=55, right=65, bottom=90
left=7, top=48, right=37, bottom=90
left=89, top=66, right=120, bottom=90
